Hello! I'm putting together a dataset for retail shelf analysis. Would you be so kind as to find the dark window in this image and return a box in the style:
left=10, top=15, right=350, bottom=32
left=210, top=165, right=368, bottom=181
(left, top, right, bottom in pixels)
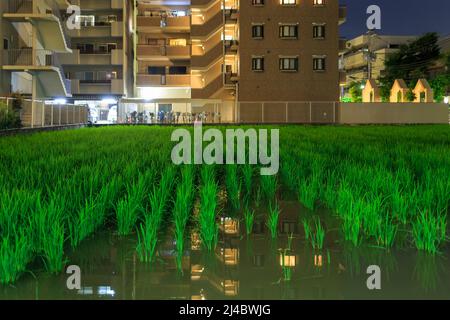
left=279, top=57, right=298, bottom=71
left=252, top=0, right=264, bottom=5
left=279, top=25, right=298, bottom=39
left=313, top=25, right=326, bottom=38
left=313, top=57, right=326, bottom=71
left=252, top=57, right=264, bottom=71
left=252, top=25, right=264, bottom=38
left=148, top=66, right=166, bottom=75
left=169, top=66, right=187, bottom=74
left=281, top=221, right=297, bottom=234
left=3, top=38, right=9, bottom=50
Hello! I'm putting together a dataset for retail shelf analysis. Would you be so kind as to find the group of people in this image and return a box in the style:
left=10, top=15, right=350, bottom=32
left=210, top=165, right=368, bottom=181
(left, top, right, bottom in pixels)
left=125, top=111, right=221, bottom=124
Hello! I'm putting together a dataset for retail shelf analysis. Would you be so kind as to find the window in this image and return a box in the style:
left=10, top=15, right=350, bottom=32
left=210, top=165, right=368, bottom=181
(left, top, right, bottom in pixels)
left=279, top=24, right=298, bottom=39
left=75, top=15, right=95, bottom=27
left=252, top=56, right=264, bottom=71
left=280, top=0, right=296, bottom=5
left=252, top=24, right=264, bottom=39
left=313, top=56, right=326, bottom=71
left=279, top=57, right=298, bottom=71
left=313, top=24, right=326, bottom=38
left=252, top=0, right=264, bottom=5
left=3, top=38, right=9, bottom=50
left=313, top=0, right=325, bottom=5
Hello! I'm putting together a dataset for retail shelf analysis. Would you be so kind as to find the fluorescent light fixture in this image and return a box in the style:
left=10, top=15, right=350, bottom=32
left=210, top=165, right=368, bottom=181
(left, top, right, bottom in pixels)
left=101, top=98, right=117, bottom=104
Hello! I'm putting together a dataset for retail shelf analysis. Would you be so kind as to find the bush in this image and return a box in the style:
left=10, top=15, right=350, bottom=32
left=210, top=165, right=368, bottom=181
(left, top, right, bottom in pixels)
left=0, top=101, right=21, bottom=130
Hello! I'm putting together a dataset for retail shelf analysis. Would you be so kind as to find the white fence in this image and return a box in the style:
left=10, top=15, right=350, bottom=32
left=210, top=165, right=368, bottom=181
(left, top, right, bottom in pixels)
left=0, top=97, right=89, bottom=128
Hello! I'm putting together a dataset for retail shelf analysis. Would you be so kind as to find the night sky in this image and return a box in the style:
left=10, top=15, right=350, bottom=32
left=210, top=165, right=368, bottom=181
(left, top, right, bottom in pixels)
left=340, top=0, right=450, bottom=39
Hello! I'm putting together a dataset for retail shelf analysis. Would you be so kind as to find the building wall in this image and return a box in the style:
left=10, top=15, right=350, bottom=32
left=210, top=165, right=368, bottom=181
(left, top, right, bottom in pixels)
left=238, top=0, right=340, bottom=102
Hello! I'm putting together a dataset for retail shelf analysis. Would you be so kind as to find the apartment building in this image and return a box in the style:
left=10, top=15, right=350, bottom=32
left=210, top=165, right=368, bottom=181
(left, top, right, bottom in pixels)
left=1, top=0, right=346, bottom=125
left=58, top=0, right=132, bottom=122
left=341, top=33, right=417, bottom=86
left=132, top=0, right=346, bottom=123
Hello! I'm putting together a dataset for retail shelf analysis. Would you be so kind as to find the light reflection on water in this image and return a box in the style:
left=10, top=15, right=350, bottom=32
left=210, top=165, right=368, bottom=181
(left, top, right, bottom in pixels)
left=0, top=201, right=449, bottom=300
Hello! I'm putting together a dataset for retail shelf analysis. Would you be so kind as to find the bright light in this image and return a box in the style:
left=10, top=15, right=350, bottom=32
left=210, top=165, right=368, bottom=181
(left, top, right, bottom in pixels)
left=140, top=87, right=163, bottom=99
left=176, top=11, right=186, bottom=17
left=360, top=85, right=365, bottom=89
left=54, top=99, right=67, bottom=104
left=101, top=98, right=117, bottom=105
left=444, top=96, right=449, bottom=104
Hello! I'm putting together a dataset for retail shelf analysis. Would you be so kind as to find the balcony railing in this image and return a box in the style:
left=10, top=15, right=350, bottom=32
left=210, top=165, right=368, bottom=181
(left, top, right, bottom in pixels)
left=4, top=48, right=71, bottom=95
left=137, top=74, right=191, bottom=86
left=5, top=0, right=71, bottom=48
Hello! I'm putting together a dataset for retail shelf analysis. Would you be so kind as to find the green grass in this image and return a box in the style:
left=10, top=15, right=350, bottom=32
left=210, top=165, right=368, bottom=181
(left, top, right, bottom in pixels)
left=0, top=125, right=449, bottom=284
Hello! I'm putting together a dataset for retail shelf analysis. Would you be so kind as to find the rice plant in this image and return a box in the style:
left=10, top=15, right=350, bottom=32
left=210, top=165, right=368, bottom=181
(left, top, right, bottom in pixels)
left=412, top=211, right=447, bottom=254
left=0, top=227, right=32, bottom=284
left=266, top=202, right=280, bottom=239
left=243, top=207, right=255, bottom=236
left=260, top=174, right=278, bottom=203
left=241, top=164, right=253, bottom=201
left=225, top=165, right=241, bottom=210
left=303, top=217, right=325, bottom=250
left=199, top=166, right=219, bottom=251
left=174, top=166, right=195, bottom=256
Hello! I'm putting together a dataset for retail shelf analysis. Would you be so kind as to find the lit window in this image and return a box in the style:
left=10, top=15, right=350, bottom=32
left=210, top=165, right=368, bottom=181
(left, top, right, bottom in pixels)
left=280, top=0, right=296, bottom=5
left=313, top=56, right=326, bottom=71
left=313, top=24, right=326, bottom=39
left=252, top=56, right=264, bottom=71
left=279, top=57, right=298, bottom=71
left=252, top=0, right=265, bottom=5
left=313, top=0, right=325, bottom=5
left=252, top=24, right=264, bottom=39
left=279, top=24, right=298, bottom=39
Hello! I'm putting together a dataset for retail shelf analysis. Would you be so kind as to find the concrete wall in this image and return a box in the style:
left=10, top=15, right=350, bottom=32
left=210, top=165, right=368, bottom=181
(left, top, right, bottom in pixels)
left=339, top=103, right=448, bottom=124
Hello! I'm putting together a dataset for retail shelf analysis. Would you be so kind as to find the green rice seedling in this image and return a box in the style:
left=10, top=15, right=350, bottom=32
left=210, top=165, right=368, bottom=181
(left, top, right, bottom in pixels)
left=280, top=156, right=298, bottom=192
left=339, top=189, right=363, bottom=246
left=136, top=217, right=158, bottom=263
left=241, top=164, right=253, bottom=200
left=260, top=174, right=278, bottom=203
left=361, top=195, right=384, bottom=239
left=298, top=175, right=320, bottom=211
left=137, top=167, right=177, bottom=262
left=266, top=202, right=280, bottom=239
left=243, top=207, right=255, bottom=236
left=376, top=213, right=398, bottom=248
left=412, top=211, right=447, bottom=254
left=116, top=177, right=147, bottom=236
left=0, top=227, right=32, bottom=284
left=303, top=217, right=325, bottom=250
left=254, top=185, right=262, bottom=208
left=225, top=165, right=241, bottom=210
left=199, top=166, right=219, bottom=251
left=174, top=166, right=195, bottom=255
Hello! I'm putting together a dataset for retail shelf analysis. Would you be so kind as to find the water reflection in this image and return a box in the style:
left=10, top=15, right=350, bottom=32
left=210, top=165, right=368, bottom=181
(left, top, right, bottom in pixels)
left=0, top=201, right=449, bottom=300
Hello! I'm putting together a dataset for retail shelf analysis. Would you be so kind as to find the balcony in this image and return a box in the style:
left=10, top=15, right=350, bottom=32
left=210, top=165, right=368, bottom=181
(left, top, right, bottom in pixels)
left=67, top=21, right=123, bottom=38
left=191, top=41, right=223, bottom=69
left=2, top=48, right=71, bottom=98
left=58, top=49, right=123, bottom=65
left=136, top=74, right=191, bottom=87
left=137, top=15, right=190, bottom=32
left=71, top=78, right=124, bottom=95
left=191, top=11, right=224, bottom=38
left=69, top=0, right=123, bottom=10
left=3, top=0, right=72, bottom=53
left=339, top=5, right=347, bottom=25
left=137, top=45, right=191, bottom=60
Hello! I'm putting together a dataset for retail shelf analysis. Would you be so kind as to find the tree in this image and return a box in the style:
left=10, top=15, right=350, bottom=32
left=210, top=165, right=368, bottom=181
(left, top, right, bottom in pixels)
left=379, top=33, right=441, bottom=101
left=348, top=81, right=364, bottom=102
